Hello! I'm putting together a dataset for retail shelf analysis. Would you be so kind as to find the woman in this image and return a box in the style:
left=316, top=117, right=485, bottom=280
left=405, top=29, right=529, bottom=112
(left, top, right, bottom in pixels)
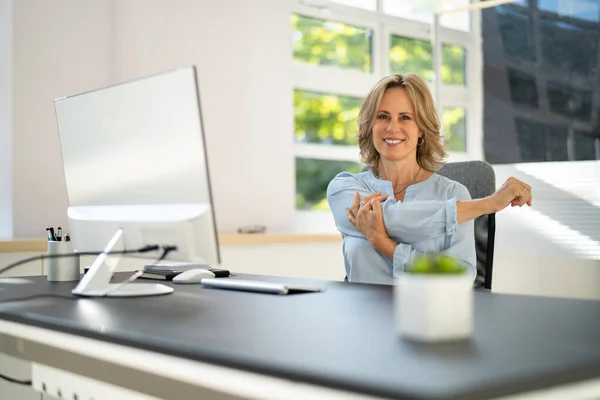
left=326, top=73, right=532, bottom=285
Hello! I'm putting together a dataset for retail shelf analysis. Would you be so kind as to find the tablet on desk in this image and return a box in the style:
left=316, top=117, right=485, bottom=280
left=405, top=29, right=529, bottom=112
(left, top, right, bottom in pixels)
left=200, top=278, right=323, bottom=295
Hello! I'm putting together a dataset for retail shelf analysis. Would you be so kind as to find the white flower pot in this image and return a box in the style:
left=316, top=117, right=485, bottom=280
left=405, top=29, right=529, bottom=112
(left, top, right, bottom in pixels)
left=394, top=273, right=473, bottom=342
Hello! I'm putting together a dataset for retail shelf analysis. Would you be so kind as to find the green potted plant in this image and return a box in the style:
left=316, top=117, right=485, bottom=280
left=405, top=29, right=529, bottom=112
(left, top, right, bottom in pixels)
left=394, top=253, right=473, bottom=342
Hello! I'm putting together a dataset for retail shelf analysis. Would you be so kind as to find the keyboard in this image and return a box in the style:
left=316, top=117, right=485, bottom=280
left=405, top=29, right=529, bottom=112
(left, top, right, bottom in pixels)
left=143, top=262, right=211, bottom=273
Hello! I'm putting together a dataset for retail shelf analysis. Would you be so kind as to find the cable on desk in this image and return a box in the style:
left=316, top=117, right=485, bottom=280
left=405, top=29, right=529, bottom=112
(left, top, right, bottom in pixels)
left=0, top=373, right=32, bottom=386
left=0, top=244, right=177, bottom=277
left=154, top=245, right=178, bottom=262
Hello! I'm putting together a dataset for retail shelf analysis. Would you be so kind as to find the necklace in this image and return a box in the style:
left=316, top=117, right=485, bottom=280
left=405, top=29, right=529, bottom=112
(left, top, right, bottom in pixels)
left=375, top=166, right=422, bottom=195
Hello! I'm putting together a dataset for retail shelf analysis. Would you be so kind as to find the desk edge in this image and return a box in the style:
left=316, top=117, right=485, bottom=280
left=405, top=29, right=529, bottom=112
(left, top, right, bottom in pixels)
left=0, top=234, right=342, bottom=253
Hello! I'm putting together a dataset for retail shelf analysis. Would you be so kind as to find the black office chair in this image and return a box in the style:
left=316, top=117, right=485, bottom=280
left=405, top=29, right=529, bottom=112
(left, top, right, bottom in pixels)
left=437, top=160, right=496, bottom=290
left=346, top=161, right=496, bottom=290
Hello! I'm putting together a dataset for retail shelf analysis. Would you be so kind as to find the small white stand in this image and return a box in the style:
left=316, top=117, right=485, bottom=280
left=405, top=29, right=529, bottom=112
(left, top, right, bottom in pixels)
left=71, top=229, right=173, bottom=298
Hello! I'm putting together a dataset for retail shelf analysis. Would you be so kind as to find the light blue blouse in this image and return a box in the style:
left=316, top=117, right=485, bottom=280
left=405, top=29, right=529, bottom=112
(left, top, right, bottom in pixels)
left=326, top=170, right=476, bottom=285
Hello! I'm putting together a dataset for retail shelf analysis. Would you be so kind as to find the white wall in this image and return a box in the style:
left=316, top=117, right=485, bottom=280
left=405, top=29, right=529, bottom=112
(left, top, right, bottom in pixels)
left=113, top=0, right=295, bottom=234
left=492, top=163, right=600, bottom=299
left=0, top=0, right=12, bottom=238
left=12, top=0, right=114, bottom=237
left=10, top=0, right=295, bottom=238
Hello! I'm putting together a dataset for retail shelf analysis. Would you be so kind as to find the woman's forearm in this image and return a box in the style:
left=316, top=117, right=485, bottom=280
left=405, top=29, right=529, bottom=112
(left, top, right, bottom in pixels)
left=456, top=198, right=493, bottom=224
left=373, top=198, right=491, bottom=258
left=371, top=236, right=398, bottom=259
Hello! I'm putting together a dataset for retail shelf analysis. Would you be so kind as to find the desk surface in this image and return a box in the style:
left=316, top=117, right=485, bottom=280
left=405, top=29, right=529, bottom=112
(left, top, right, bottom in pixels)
left=0, top=274, right=599, bottom=400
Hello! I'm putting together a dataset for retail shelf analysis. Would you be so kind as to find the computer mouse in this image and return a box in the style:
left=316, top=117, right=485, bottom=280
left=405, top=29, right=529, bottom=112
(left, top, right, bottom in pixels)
left=172, top=269, right=216, bottom=284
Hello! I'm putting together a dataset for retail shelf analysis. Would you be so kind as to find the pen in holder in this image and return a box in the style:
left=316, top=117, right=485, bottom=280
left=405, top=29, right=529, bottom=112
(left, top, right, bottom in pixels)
left=46, top=240, right=80, bottom=282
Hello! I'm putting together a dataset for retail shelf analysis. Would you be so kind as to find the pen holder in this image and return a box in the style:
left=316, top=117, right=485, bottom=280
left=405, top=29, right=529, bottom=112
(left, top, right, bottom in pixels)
left=46, top=241, right=80, bottom=282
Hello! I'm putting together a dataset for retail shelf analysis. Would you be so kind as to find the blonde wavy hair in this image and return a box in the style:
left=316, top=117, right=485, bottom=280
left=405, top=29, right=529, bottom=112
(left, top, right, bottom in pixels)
left=357, top=73, right=447, bottom=175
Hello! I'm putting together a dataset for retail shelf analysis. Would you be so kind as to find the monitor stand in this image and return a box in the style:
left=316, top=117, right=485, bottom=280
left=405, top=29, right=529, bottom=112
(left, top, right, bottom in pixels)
left=71, top=229, right=174, bottom=298
left=74, top=283, right=173, bottom=298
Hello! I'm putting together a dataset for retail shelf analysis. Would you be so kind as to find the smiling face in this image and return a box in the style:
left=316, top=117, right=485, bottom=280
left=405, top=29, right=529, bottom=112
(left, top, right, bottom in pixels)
left=372, top=87, right=421, bottom=163
left=357, top=73, right=447, bottom=174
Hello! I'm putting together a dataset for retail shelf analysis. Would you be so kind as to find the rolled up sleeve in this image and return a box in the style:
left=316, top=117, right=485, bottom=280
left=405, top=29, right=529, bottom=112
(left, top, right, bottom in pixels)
left=381, top=197, right=459, bottom=244
left=327, top=173, right=460, bottom=243
left=391, top=243, right=423, bottom=277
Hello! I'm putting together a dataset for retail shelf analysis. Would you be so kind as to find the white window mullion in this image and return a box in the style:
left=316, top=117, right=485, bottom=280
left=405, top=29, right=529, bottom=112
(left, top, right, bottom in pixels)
left=295, top=143, right=362, bottom=162
left=441, top=85, right=469, bottom=107
left=294, top=1, right=379, bottom=27
left=386, top=20, right=431, bottom=41
left=386, top=25, right=474, bottom=45
left=291, top=0, right=484, bottom=214
left=293, top=64, right=377, bottom=98
left=380, top=22, right=391, bottom=77
left=467, top=8, right=483, bottom=160
left=436, top=27, right=477, bottom=46
left=372, top=20, right=384, bottom=80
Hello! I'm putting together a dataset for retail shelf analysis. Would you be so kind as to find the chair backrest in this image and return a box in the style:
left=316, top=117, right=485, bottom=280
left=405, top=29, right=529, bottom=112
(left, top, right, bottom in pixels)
left=437, top=160, right=496, bottom=290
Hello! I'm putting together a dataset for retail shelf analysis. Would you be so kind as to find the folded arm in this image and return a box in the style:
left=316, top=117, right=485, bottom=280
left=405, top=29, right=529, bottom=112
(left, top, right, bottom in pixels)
left=373, top=184, right=477, bottom=281
left=327, top=173, right=461, bottom=244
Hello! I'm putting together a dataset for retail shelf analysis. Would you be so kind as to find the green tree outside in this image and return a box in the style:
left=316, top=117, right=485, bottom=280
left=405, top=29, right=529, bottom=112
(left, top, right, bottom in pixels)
left=390, top=36, right=466, bottom=85
left=292, top=14, right=372, bottom=72
left=443, top=108, right=467, bottom=152
left=295, top=90, right=362, bottom=145
left=296, top=158, right=364, bottom=210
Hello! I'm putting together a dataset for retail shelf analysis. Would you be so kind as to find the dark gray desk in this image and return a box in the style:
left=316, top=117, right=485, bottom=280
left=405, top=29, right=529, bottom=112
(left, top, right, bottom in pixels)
left=0, top=273, right=600, bottom=400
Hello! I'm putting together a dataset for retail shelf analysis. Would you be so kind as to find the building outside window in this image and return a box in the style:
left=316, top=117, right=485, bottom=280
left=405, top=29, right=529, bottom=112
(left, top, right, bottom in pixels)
left=482, top=0, right=600, bottom=164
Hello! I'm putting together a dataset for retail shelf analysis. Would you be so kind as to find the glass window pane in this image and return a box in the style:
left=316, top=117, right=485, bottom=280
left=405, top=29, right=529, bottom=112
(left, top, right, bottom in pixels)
left=515, top=118, right=568, bottom=162
left=540, top=17, right=598, bottom=75
left=574, top=131, right=597, bottom=160
left=327, top=0, right=376, bottom=11
left=547, top=81, right=592, bottom=121
left=291, top=14, right=373, bottom=72
left=516, top=118, right=547, bottom=162
left=443, top=108, right=466, bottom=152
left=545, top=125, right=569, bottom=161
left=296, top=158, right=364, bottom=210
left=539, top=0, right=599, bottom=22
left=389, top=36, right=466, bottom=85
left=496, top=6, right=536, bottom=61
left=508, top=68, right=538, bottom=108
left=294, top=90, right=362, bottom=145
left=383, top=0, right=470, bottom=31
left=390, top=36, right=433, bottom=81
left=443, top=44, right=467, bottom=85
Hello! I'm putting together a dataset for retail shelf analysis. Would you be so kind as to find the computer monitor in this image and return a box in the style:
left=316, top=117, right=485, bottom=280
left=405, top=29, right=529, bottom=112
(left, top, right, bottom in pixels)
left=54, top=66, right=220, bottom=268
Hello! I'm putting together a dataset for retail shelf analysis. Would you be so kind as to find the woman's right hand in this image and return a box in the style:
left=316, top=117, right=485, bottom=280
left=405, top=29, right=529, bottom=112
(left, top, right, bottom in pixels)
left=486, top=177, right=532, bottom=213
left=346, top=191, right=389, bottom=232
left=457, top=177, right=532, bottom=224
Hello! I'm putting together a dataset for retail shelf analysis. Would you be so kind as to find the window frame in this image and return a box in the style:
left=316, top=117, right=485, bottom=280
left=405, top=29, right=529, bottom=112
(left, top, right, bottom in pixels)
left=292, top=0, right=484, bottom=209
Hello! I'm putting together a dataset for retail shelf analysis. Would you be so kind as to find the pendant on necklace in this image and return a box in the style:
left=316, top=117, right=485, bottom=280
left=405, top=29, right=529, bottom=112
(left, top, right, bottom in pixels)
left=393, top=166, right=422, bottom=195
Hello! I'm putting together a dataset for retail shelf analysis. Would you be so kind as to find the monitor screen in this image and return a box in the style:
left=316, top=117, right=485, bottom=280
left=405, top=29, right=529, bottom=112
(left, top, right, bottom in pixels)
left=54, top=66, right=220, bottom=265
